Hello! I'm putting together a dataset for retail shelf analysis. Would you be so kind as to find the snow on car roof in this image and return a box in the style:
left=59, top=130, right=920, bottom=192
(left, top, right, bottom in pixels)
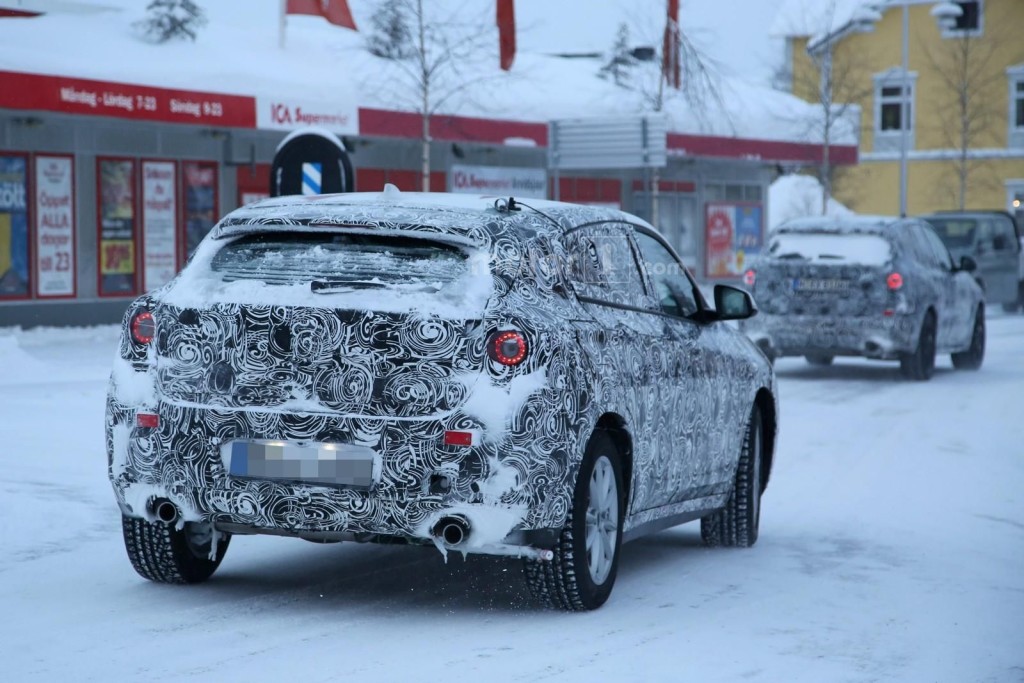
left=774, top=215, right=901, bottom=236
left=215, top=190, right=645, bottom=243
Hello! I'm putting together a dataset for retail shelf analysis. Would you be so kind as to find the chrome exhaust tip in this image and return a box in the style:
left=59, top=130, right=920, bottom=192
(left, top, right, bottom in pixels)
left=432, top=515, right=470, bottom=546
left=150, top=498, right=179, bottom=525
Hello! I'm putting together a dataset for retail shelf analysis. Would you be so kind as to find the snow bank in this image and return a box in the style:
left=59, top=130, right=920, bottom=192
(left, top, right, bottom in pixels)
left=0, top=334, right=49, bottom=386
left=769, top=174, right=855, bottom=230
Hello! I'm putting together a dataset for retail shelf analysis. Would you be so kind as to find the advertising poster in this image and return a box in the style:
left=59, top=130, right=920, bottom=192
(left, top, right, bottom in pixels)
left=0, top=155, right=30, bottom=297
left=34, top=155, right=75, bottom=297
left=98, top=158, right=137, bottom=296
left=705, top=202, right=764, bottom=279
left=142, top=160, right=177, bottom=291
left=182, top=161, right=217, bottom=259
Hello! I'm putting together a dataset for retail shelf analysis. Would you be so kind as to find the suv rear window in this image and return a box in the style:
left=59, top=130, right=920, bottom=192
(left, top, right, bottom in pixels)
left=923, top=219, right=976, bottom=249
left=211, top=232, right=470, bottom=292
left=767, top=232, right=893, bottom=266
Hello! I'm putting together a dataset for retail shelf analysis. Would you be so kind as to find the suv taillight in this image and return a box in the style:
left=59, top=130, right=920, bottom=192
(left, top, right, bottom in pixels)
left=131, top=311, right=156, bottom=344
left=743, top=269, right=756, bottom=287
left=487, top=330, right=527, bottom=366
left=887, top=272, right=904, bottom=290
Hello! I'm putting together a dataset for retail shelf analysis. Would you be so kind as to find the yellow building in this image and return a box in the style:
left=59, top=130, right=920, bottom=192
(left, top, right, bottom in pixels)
left=775, top=0, right=1024, bottom=221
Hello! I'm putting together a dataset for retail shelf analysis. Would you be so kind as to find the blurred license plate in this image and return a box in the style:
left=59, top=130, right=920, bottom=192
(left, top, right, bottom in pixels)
left=222, top=440, right=376, bottom=488
left=792, top=278, right=850, bottom=292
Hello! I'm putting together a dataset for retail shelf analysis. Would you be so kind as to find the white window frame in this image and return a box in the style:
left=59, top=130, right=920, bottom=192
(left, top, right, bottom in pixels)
left=941, top=0, right=984, bottom=38
left=873, top=69, right=917, bottom=152
left=1009, top=64, right=1024, bottom=149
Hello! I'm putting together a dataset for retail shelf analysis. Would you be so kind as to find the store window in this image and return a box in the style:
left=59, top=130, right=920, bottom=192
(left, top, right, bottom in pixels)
left=141, top=159, right=178, bottom=292
left=181, top=160, right=219, bottom=264
left=34, top=155, right=76, bottom=298
left=97, top=157, right=138, bottom=297
left=0, top=153, right=31, bottom=299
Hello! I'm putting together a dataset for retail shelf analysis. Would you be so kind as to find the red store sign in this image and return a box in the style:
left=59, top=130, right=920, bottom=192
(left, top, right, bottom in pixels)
left=0, top=70, right=256, bottom=128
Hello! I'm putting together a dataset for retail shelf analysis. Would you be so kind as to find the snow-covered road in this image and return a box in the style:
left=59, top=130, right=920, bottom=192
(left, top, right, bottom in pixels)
left=1, top=315, right=1021, bottom=682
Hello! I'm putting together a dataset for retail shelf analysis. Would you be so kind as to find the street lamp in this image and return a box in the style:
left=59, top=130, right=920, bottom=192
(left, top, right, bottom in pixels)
left=861, top=1, right=963, bottom=216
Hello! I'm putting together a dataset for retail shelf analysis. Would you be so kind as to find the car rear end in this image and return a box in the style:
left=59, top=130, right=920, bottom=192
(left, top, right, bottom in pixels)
left=106, top=206, right=571, bottom=560
left=741, top=226, right=917, bottom=360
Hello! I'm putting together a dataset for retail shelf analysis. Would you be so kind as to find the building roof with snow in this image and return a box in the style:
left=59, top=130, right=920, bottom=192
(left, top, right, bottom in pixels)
left=0, top=0, right=858, bottom=163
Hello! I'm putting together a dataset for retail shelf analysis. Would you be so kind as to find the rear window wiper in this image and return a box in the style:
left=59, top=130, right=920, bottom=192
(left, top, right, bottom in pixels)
left=816, top=253, right=845, bottom=260
left=774, top=252, right=808, bottom=260
left=310, top=278, right=442, bottom=294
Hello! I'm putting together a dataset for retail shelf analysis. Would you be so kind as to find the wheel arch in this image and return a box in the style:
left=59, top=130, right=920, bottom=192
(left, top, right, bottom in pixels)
left=594, top=412, right=633, bottom=512
left=754, top=388, right=777, bottom=494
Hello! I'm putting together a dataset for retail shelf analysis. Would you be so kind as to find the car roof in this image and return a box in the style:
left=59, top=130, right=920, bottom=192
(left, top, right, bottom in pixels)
left=214, top=188, right=651, bottom=245
left=773, top=215, right=909, bottom=238
left=921, top=210, right=1021, bottom=237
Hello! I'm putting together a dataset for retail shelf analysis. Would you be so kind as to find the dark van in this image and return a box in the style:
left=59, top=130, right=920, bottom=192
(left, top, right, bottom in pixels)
left=921, top=211, right=1023, bottom=312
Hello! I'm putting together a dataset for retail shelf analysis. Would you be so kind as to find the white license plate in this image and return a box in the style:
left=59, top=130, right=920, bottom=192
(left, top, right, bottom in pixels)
left=222, top=440, right=377, bottom=488
left=793, top=278, right=851, bottom=292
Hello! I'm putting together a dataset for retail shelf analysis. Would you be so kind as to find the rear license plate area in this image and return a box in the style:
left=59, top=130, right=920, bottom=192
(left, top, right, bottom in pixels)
left=221, top=440, right=377, bottom=489
left=792, top=278, right=851, bottom=293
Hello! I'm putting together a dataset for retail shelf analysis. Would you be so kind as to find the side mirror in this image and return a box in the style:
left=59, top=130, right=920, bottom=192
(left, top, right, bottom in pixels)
left=714, top=284, right=757, bottom=321
left=959, top=255, right=977, bottom=272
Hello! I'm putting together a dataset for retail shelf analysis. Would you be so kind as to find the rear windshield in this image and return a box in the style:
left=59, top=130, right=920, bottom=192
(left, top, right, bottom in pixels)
left=923, top=219, right=976, bottom=249
left=211, top=232, right=469, bottom=292
left=767, top=232, right=893, bottom=266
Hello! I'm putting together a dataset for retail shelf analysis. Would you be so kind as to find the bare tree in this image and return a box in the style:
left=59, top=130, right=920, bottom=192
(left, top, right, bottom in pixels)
left=781, top=1, right=874, bottom=215
left=366, top=0, right=416, bottom=60
left=360, top=0, right=503, bottom=192
left=134, top=0, right=206, bottom=43
left=923, top=26, right=1024, bottom=209
left=598, top=23, right=636, bottom=88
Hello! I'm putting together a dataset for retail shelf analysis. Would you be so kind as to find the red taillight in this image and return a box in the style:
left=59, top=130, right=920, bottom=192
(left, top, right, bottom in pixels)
left=443, top=430, right=474, bottom=447
left=886, top=272, right=903, bottom=290
left=743, top=269, right=756, bottom=287
left=136, top=412, right=159, bottom=429
left=488, top=330, right=527, bottom=366
left=131, top=311, right=156, bottom=344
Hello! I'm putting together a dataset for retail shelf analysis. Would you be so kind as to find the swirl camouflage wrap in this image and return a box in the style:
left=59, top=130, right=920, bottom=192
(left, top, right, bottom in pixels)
left=740, top=216, right=984, bottom=364
left=107, top=191, right=777, bottom=561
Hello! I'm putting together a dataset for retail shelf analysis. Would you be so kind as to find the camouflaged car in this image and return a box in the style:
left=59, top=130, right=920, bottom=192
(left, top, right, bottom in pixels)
left=741, top=216, right=985, bottom=380
left=107, top=189, right=778, bottom=610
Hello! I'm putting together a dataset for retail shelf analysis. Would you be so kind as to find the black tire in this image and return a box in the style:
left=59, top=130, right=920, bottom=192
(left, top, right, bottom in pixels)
left=899, top=311, right=936, bottom=381
left=701, top=407, right=763, bottom=548
left=523, top=431, right=624, bottom=611
left=122, top=515, right=230, bottom=584
left=951, top=307, right=985, bottom=370
left=805, top=354, right=834, bottom=366
left=1003, top=283, right=1024, bottom=313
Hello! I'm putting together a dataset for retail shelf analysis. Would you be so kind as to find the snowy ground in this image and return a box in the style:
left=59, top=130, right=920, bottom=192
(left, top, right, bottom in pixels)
left=1, top=313, right=1022, bottom=682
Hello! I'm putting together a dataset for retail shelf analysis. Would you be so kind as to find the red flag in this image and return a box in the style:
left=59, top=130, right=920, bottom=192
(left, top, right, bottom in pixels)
left=286, top=0, right=357, bottom=30
left=662, top=0, right=680, bottom=89
left=497, top=0, right=516, bottom=71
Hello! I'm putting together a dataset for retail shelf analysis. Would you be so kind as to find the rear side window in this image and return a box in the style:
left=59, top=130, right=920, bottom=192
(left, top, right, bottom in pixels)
left=925, top=219, right=977, bottom=249
left=767, top=232, right=893, bottom=266
left=562, top=225, right=648, bottom=306
left=210, top=232, right=470, bottom=291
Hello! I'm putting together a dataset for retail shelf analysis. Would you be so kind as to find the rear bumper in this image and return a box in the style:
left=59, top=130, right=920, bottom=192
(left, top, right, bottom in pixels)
left=106, top=373, right=573, bottom=548
left=741, top=313, right=918, bottom=360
